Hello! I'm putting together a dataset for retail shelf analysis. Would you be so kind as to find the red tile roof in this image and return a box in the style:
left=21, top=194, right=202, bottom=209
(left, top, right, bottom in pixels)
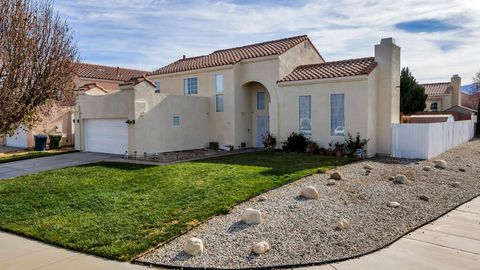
left=462, top=92, right=479, bottom=110
left=75, top=63, right=147, bottom=82
left=278, top=57, right=377, bottom=82
left=421, top=82, right=452, bottom=96
left=149, top=35, right=315, bottom=76
left=120, top=75, right=156, bottom=87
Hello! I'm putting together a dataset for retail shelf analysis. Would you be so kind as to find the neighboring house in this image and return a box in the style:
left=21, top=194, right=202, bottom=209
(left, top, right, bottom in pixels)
left=3, top=63, right=146, bottom=149
left=461, top=83, right=479, bottom=112
left=421, top=75, right=464, bottom=112
left=75, top=35, right=400, bottom=156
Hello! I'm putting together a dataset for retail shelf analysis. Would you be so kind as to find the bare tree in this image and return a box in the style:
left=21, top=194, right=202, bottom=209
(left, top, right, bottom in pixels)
left=0, top=0, right=78, bottom=135
left=473, top=71, right=480, bottom=136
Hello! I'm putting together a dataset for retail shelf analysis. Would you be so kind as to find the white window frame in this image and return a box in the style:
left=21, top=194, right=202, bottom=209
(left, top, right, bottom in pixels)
left=215, top=74, right=224, bottom=112
left=330, top=93, right=345, bottom=136
left=299, top=95, right=311, bottom=136
left=184, top=77, right=198, bottom=95
left=155, top=81, right=160, bottom=93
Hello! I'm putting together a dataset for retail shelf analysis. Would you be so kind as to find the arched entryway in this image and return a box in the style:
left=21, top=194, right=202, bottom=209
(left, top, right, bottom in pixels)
left=242, top=82, right=270, bottom=148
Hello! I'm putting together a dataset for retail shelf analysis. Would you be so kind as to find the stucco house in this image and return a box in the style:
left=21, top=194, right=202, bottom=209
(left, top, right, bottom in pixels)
left=2, top=63, right=146, bottom=148
left=421, top=75, right=463, bottom=112
left=75, top=35, right=400, bottom=156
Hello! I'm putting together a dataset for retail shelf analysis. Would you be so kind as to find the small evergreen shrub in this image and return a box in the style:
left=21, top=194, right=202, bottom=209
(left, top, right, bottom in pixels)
left=306, top=142, right=320, bottom=154
left=281, top=132, right=310, bottom=153
left=262, top=132, right=277, bottom=151
left=344, top=132, right=370, bottom=156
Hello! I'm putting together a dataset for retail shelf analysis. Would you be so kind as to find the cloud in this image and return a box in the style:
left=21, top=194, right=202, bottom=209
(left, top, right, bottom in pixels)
left=53, top=0, right=480, bottom=83
left=395, top=19, right=460, bottom=33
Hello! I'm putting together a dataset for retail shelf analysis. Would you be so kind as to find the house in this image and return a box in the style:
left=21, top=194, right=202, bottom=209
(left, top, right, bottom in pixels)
left=421, top=75, right=463, bottom=112
left=2, top=63, right=146, bottom=149
left=75, top=36, right=400, bottom=156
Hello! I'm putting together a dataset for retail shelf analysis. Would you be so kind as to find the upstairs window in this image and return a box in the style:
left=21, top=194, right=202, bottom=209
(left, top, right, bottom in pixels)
left=257, top=92, right=265, bottom=110
left=184, top=77, right=197, bottom=95
left=155, top=81, right=160, bottom=93
left=430, top=102, right=438, bottom=111
left=330, top=93, right=345, bottom=136
left=172, top=116, right=180, bottom=126
left=299, top=95, right=311, bottom=136
left=215, top=74, right=224, bottom=112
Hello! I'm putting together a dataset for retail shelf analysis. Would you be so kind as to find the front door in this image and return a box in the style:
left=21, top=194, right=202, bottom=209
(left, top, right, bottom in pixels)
left=256, top=115, right=269, bottom=148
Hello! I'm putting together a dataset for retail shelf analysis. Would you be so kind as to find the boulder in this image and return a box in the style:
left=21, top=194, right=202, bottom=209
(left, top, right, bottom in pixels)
left=337, top=218, right=350, bottom=230
left=388, top=201, right=401, bottom=208
left=300, top=186, right=320, bottom=199
left=434, top=160, right=447, bottom=169
left=326, top=179, right=336, bottom=186
left=330, top=172, right=343, bottom=180
left=257, top=196, right=268, bottom=202
left=184, top=237, right=204, bottom=256
left=423, top=166, right=431, bottom=171
left=363, top=164, right=374, bottom=170
left=241, top=208, right=262, bottom=225
left=452, top=181, right=461, bottom=188
left=252, top=241, right=270, bottom=255
left=393, top=175, right=408, bottom=185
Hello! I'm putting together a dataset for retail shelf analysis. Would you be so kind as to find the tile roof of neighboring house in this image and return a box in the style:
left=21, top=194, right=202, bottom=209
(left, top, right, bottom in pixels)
left=278, top=57, right=377, bottom=82
left=462, top=92, right=479, bottom=111
left=149, top=35, right=316, bottom=76
left=421, top=82, right=452, bottom=96
left=75, top=63, right=147, bottom=82
left=120, top=75, right=156, bottom=87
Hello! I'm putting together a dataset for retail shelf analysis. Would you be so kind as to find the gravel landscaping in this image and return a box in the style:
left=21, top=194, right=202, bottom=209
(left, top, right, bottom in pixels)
left=137, top=139, right=480, bottom=269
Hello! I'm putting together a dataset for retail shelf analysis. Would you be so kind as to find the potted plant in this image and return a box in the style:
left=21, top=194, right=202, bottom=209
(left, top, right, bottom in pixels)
left=334, top=141, right=345, bottom=157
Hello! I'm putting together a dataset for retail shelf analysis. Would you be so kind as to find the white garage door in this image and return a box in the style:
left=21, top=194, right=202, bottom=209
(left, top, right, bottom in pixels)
left=84, top=119, right=128, bottom=155
left=6, top=127, right=28, bottom=148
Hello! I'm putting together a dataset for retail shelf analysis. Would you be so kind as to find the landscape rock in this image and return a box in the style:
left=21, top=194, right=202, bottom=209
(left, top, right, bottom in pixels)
left=388, top=201, right=401, bottom=208
left=184, top=237, right=204, bottom=256
left=252, top=241, right=270, bottom=255
left=363, top=164, right=374, bottom=170
left=388, top=176, right=395, bottom=181
left=337, top=218, right=350, bottom=230
left=257, top=196, right=267, bottom=202
left=393, top=175, right=408, bottom=185
left=300, top=186, right=320, bottom=199
left=330, top=172, right=343, bottom=180
left=326, top=179, right=336, bottom=186
left=434, top=160, right=447, bottom=169
left=241, top=208, right=262, bottom=225
left=452, top=181, right=461, bottom=188
left=423, top=166, right=431, bottom=171
left=419, top=195, right=430, bottom=201
left=459, top=168, right=466, bottom=172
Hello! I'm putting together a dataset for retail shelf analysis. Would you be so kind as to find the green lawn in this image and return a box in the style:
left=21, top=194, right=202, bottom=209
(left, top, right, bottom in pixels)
left=0, top=149, right=76, bottom=164
left=0, top=151, right=354, bottom=261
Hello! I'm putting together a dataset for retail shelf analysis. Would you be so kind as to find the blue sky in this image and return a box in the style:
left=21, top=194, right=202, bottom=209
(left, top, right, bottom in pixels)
left=54, top=0, right=480, bottom=84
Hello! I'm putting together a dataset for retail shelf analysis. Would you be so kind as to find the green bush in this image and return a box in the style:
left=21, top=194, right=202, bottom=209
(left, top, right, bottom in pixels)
left=282, top=132, right=310, bottom=153
left=306, top=142, right=320, bottom=154
left=344, top=132, right=370, bottom=155
left=262, top=132, right=277, bottom=151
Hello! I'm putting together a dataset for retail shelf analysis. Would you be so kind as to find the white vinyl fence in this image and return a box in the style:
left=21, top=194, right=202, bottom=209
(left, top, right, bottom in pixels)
left=391, top=119, right=475, bottom=159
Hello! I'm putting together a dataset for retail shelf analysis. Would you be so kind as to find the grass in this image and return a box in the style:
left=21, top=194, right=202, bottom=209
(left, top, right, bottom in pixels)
left=0, top=151, right=354, bottom=261
left=0, top=149, right=76, bottom=164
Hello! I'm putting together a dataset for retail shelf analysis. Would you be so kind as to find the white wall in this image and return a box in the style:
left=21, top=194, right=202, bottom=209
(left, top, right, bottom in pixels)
left=391, top=120, right=475, bottom=159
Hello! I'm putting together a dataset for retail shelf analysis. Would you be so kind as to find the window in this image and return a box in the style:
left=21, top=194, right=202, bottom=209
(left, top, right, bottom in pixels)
left=257, top=92, right=265, bottom=110
left=299, top=95, right=311, bottom=136
left=155, top=81, right=160, bottom=93
left=330, top=93, right=345, bottom=136
left=215, top=74, right=224, bottom=112
left=430, top=102, right=438, bottom=111
left=183, top=77, right=197, bottom=95
left=172, top=116, right=180, bottom=126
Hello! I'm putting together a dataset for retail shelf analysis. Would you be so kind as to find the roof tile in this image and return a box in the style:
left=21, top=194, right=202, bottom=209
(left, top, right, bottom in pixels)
left=76, top=63, right=147, bottom=82
left=421, top=82, right=452, bottom=96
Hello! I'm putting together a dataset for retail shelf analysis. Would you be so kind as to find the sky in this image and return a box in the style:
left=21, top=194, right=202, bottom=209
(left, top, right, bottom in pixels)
left=54, top=0, right=480, bottom=84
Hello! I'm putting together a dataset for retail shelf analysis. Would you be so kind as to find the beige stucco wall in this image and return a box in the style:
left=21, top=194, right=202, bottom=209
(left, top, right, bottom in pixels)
left=278, top=40, right=324, bottom=79
left=425, top=96, right=450, bottom=111
left=278, top=76, right=372, bottom=152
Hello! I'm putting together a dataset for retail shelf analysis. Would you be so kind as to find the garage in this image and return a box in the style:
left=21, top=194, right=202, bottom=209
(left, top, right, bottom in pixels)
left=5, top=127, right=28, bottom=148
left=84, top=119, right=128, bottom=155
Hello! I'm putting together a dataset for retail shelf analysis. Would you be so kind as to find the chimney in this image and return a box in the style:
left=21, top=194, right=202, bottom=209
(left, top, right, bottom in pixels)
left=451, top=74, right=461, bottom=107
left=116, top=67, right=120, bottom=77
left=182, top=55, right=186, bottom=60
left=374, top=37, right=401, bottom=155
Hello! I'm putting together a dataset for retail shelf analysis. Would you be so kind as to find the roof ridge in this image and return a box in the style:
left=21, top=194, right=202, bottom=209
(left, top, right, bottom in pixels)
left=296, top=57, right=375, bottom=69
left=212, top=35, right=308, bottom=54
left=420, top=82, right=451, bottom=85
left=76, top=62, right=148, bottom=73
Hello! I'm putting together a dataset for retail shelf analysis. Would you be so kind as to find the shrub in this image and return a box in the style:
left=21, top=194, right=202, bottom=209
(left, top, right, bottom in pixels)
left=344, top=132, right=370, bottom=156
left=306, top=142, right=320, bottom=154
left=262, top=132, right=277, bottom=151
left=282, top=132, right=310, bottom=153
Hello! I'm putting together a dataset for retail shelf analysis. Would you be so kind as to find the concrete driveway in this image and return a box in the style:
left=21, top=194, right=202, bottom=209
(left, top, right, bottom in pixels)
left=0, top=152, right=116, bottom=179
left=0, top=146, right=24, bottom=153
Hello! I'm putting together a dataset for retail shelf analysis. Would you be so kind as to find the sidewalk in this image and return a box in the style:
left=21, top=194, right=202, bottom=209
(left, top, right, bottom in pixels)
left=301, top=196, right=480, bottom=270
left=1, top=196, right=478, bottom=270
